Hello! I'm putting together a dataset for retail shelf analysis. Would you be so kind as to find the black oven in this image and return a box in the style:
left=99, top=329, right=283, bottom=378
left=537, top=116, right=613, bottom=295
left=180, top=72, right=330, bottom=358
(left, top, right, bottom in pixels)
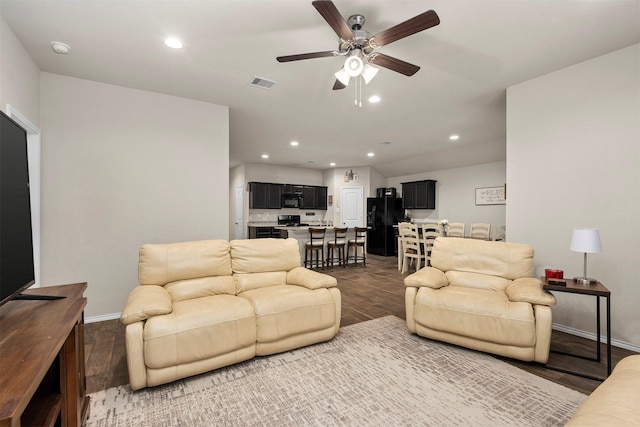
left=282, top=194, right=302, bottom=208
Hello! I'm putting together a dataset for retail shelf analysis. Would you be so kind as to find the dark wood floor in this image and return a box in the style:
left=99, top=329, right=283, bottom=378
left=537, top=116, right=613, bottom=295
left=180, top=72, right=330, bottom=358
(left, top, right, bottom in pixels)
left=84, top=253, right=637, bottom=395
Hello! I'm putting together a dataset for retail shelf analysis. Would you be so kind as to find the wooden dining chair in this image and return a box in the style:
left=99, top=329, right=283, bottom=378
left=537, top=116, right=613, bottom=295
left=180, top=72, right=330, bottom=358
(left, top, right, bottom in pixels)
left=470, top=223, right=491, bottom=240
left=399, top=222, right=425, bottom=273
left=420, top=224, right=441, bottom=266
left=447, top=222, right=465, bottom=238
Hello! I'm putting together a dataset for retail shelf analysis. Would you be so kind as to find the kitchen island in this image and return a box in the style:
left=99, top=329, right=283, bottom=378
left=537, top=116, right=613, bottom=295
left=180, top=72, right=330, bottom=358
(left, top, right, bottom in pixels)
left=277, top=226, right=359, bottom=267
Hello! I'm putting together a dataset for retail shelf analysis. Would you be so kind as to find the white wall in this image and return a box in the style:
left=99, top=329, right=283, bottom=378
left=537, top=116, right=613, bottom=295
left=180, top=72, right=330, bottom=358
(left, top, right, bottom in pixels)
left=40, top=73, right=229, bottom=319
left=1, top=16, right=43, bottom=290
left=229, top=163, right=246, bottom=240
left=387, top=161, right=506, bottom=235
left=0, top=16, right=40, bottom=125
left=507, top=44, right=640, bottom=348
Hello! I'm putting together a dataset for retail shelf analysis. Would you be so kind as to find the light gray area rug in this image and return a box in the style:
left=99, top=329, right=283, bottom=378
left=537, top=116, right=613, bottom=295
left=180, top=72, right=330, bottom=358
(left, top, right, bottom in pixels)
left=87, top=316, right=586, bottom=426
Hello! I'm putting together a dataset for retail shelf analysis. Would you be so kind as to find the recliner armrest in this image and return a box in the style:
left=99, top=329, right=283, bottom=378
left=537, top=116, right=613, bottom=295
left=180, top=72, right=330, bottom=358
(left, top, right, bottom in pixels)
left=120, top=285, right=173, bottom=325
left=287, top=266, right=337, bottom=290
left=506, top=277, right=557, bottom=306
left=404, top=267, right=448, bottom=289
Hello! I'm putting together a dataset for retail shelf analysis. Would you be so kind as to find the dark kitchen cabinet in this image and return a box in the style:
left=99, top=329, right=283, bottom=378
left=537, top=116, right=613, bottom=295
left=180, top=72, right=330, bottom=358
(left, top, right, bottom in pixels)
left=315, top=186, right=328, bottom=210
left=249, top=182, right=282, bottom=209
left=302, top=186, right=316, bottom=209
left=249, top=182, right=327, bottom=210
left=401, top=180, right=436, bottom=209
left=301, top=186, right=328, bottom=210
left=248, top=226, right=285, bottom=239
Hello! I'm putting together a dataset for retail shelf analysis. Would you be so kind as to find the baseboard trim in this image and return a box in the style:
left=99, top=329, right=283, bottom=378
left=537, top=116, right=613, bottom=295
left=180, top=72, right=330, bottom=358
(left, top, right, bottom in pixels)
left=86, top=312, right=121, bottom=323
left=552, top=323, right=640, bottom=353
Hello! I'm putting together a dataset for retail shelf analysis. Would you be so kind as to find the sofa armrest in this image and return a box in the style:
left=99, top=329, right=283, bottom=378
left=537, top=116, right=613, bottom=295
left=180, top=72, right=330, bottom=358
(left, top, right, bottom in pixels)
left=506, top=277, right=557, bottom=306
left=404, top=267, right=448, bottom=289
left=120, top=285, right=173, bottom=325
left=286, top=266, right=337, bottom=290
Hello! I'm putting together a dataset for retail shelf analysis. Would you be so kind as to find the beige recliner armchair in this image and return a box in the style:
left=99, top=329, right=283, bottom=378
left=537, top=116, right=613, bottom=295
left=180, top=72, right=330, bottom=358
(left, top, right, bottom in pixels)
left=404, top=237, right=556, bottom=363
left=121, top=238, right=341, bottom=390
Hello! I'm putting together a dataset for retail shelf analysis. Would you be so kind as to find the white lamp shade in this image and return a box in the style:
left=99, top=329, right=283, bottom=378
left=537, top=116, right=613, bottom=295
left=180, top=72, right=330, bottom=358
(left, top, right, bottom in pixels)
left=334, top=68, right=351, bottom=86
left=570, top=228, right=602, bottom=253
left=344, top=55, right=364, bottom=77
left=361, top=64, right=379, bottom=84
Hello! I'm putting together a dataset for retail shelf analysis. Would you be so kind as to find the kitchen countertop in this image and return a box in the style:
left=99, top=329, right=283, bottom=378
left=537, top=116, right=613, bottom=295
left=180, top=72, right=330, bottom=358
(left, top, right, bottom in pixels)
left=248, top=222, right=331, bottom=229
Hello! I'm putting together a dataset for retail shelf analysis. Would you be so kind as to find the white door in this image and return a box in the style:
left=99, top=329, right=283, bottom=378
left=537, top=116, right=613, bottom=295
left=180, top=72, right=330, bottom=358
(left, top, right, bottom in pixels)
left=341, top=186, right=364, bottom=228
left=235, top=185, right=244, bottom=239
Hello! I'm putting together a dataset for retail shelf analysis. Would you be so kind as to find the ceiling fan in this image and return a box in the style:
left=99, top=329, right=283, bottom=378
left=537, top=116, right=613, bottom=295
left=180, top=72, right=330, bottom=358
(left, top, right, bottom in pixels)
left=276, top=0, right=440, bottom=90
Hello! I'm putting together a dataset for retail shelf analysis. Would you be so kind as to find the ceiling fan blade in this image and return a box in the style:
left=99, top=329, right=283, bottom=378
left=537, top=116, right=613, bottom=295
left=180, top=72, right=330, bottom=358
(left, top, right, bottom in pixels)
left=276, top=51, right=336, bottom=62
left=312, top=0, right=353, bottom=41
left=369, top=53, right=420, bottom=76
left=371, top=10, right=440, bottom=48
left=333, top=79, right=347, bottom=90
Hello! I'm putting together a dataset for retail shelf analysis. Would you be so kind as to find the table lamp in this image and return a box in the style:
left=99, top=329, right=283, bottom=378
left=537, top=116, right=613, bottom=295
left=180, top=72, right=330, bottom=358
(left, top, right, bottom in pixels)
left=570, top=228, right=602, bottom=285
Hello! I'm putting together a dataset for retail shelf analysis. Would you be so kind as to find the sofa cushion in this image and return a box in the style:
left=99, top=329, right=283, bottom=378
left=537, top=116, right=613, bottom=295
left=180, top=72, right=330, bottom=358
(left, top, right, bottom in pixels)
left=230, top=238, right=300, bottom=274
left=139, top=240, right=232, bottom=286
left=165, top=276, right=235, bottom=302
left=414, top=286, right=536, bottom=347
left=431, top=238, right=534, bottom=280
left=445, top=270, right=512, bottom=292
left=143, top=295, right=255, bottom=369
left=239, top=285, right=336, bottom=343
left=234, top=271, right=287, bottom=293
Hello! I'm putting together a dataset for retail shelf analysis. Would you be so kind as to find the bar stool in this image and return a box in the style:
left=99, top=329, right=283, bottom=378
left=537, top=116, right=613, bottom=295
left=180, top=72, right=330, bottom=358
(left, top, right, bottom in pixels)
left=304, top=227, right=326, bottom=269
left=347, top=227, right=367, bottom=266
left=326, top=227, right=348, bottom=268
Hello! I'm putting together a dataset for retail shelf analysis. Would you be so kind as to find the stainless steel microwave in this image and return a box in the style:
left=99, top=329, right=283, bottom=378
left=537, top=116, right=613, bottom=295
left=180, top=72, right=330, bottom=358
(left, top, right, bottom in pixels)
left=282, top=194, right=303, bottom=208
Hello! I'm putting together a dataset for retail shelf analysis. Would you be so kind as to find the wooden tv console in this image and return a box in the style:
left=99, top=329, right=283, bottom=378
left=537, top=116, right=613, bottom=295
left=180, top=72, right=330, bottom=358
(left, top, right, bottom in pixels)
left=0, top=283, right=90, bottom=427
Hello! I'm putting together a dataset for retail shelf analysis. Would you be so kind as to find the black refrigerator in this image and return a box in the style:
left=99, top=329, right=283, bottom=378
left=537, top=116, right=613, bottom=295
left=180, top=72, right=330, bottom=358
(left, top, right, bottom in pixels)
left=366, top=197, right=404, bottom=256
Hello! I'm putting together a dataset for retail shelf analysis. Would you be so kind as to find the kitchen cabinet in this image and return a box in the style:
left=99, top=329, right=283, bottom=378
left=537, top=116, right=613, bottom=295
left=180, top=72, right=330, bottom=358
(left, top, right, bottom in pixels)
left=401, top=180, right=436, bottom=209
left=301, top=186, right=328, bottom=210
left=302, top=186, right=316, bottom=209
left=248, top=182, right=327, bottom=210
left=249, top=182, right=282, bottom=209
left=248, top=226, right=286, bottom=239
left=315, top=186, right=328, bottom=210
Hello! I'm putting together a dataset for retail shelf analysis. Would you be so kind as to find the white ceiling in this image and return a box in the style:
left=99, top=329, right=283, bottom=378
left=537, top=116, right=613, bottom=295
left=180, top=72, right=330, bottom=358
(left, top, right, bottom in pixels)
left=2, top=0, right=639, bottom=177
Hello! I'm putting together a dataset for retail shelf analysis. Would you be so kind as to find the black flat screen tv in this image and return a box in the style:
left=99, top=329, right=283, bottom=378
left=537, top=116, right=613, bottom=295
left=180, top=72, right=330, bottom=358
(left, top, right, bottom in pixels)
left=0, top=110, right=36, bottom=307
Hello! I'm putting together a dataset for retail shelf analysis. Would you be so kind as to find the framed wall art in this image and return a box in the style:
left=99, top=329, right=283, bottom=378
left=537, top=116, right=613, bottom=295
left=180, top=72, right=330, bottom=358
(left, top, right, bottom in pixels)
left=475, top=186, right=506, bottom=205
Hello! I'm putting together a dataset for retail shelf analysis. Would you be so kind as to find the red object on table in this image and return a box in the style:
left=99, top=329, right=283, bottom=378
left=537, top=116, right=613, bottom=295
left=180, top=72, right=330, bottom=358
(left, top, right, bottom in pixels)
left=545, top=269, right=564, bottom=279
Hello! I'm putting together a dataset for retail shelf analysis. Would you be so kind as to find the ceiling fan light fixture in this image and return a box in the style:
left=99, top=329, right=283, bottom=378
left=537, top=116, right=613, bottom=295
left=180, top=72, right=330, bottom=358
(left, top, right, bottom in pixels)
left=344, top=55, right=364, bottom=77
left=361, top=64, right=379, bottom=84
left=335, top=68, right=351, bottom=86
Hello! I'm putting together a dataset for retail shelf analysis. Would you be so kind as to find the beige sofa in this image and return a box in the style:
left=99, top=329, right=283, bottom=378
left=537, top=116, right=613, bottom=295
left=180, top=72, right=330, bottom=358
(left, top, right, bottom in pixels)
left=121, top=238, right=341, bottom=390
left=404, top=237, right=556, bottom=363
left=566, top=354, right=640, bottom=426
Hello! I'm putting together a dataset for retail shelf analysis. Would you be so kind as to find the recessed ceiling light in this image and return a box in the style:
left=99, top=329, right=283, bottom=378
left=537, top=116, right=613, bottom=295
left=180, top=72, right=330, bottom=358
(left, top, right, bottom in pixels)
left=261, top=154, right=269, bottom=159
left=449, top=134, right=460, bottom=141
left=50, top=41, right=71, bottom=54
left=367, top=152, right=375, bottom=157
left=369, top=95, right=381, bottom=103
left=290, top=141, right=299, bottom=146
left=164, top=37, right=183, bottom=49
left=330, top=162, right=336, bottom=167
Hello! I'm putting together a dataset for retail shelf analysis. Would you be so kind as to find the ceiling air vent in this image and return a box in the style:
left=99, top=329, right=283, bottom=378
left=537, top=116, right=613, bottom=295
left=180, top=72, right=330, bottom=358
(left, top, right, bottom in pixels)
left=248, top=76, right=277, bottom=90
